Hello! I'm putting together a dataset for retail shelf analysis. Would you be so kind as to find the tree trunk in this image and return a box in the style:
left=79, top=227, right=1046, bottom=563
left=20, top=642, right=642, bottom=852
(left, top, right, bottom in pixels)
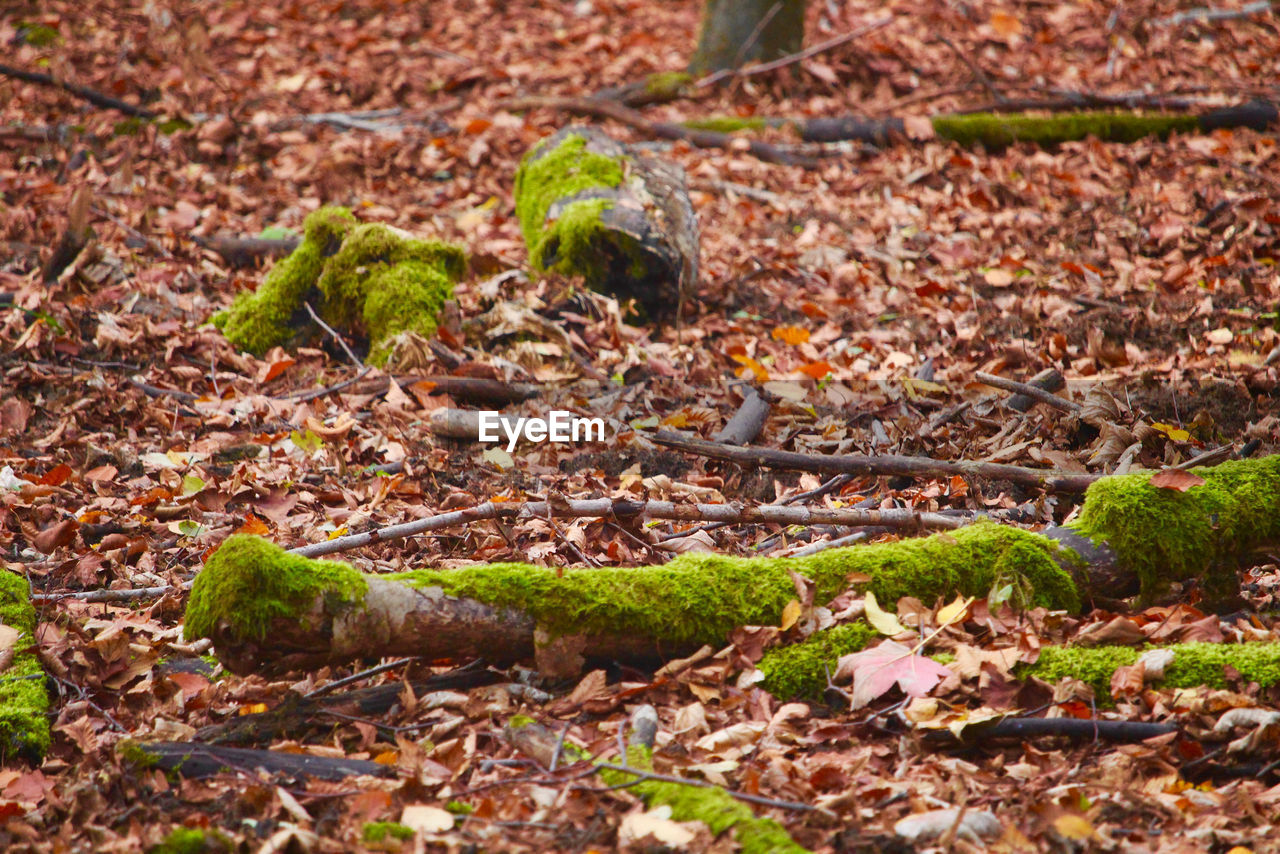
left=688, top=0, right=806, bottom=76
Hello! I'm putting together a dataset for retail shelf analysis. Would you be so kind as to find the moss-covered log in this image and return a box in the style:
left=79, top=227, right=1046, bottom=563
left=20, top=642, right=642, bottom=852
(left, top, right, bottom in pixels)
left=514, top=126, right=698, bottom=319
left=183, top=457, right=1280, bottom=681
left=709, top=99, right=1279, bottom=148
left=0, top=571, right=50, bottom=761
left=185, top=522, right=1077, bottom=675
left=212, top=206, right=465, bottom=365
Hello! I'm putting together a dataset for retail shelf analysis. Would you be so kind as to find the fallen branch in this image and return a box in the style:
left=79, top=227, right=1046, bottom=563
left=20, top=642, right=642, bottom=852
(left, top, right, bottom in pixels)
left=714, top=386, right=772, bottom=445
left=498, top=95, right=822, bottom=167
left=0, top=62, right=158, bottom=118
left=290, top=496, right=966, bottom=561
left=974, top=371, right=1081, bottom=414
left=649, top=429, right=1100, bottom=494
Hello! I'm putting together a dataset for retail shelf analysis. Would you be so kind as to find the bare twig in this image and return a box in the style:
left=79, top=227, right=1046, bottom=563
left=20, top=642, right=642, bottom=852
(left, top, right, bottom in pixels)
left=304, top=302, right=363, bottom=367
left=1154, top=0, right=1272, bottom=27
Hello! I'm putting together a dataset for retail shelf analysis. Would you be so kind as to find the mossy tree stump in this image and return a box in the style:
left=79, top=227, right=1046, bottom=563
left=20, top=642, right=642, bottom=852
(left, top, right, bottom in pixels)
left=514, top=126, right=698, bottom=320
left=688, top=0, right=807, bottom=76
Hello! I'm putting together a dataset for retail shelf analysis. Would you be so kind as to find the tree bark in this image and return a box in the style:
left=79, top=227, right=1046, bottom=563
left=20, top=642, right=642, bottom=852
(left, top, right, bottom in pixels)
left=688, top=0, right=807, bottom=76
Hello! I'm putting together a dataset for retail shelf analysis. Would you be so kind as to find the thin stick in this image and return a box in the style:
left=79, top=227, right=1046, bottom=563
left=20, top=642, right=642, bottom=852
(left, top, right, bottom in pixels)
left=304, top=302, right=363, bottom=367
left=33, top=582, right=190, bottom=603
left=303, top=657, right=420, bottom=700
left=974, top=371, right=1082, bottom=414
left=0, top=62, right=157, bottom=118
left=288, top=496, right=966, bottom=559
left=695, top=16, right=895, bottom=88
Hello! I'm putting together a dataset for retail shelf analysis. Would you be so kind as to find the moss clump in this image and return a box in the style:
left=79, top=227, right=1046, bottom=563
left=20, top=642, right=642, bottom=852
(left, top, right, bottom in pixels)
left=603, top=746, right=806, bottom=854
left=212, top=207, right=464, bottom=365
left=931, top=111, right=1201, bottom=148
left=1025, top=642, right=1280, bottom=704
left=1068, top=456, right=1280, bottom=601
left=643, top=71, right=693, bottom=100
left=183, top=534, right=367, bottom=643
left=362, top=822, right=415, bottom=844
left=513, top=132, right=630, bottom=283
left=681, top=116, right=770, bottom=134
left=148, top=827, right=234, bottom=854
left=757, top=623, right=877, bottom=699
left=0, top=571, right=50, bottom=761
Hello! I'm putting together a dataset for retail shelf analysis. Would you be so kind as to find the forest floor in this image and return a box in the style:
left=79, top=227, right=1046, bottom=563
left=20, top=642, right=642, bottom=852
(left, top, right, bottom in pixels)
left=3, top=0, right=1280, bottom=850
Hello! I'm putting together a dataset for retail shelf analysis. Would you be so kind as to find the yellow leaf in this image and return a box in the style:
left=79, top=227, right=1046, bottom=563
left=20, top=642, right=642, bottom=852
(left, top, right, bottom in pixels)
left=1053, top=814, right=1096, bottom=841
left=239, top=703, right=268, bottom=715
left=1150, top=422, right=1191, bottom=442
left=780, top=599, right=802, bottom=631
left=936, top=595, right=972, bottom=627
left=771, top=325, right=810, bottom=345
left=864, top=591, right=907, bottom=636
left=374, top=750, right=399, bottom=765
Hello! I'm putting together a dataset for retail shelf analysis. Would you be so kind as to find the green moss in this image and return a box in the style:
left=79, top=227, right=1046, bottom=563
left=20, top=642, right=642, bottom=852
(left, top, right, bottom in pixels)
left=118, top=738, right=159, bottom=768
left=643, top=71, right=693, bottom=100
left=757, top=623, right=877, bottom=699
left=213, top=207, right=354, bottom=353
left=1025, top=642, right=1280, bottom=704
left=1068, top=456, right=1280, bottom=601
left=16, top=23, right=60, bottom=47
left=391, top=519, right=1078, bottom=644
left=0, top=571, right=50, bottom=761
left=213, top=207, right=463, bottom=365
left=148, top=827, right=234, bottom=854
left=681, top=116, right=770, bottom=133
left=602, top=746, right=806, bottom=854
left=183, top=534, right=367, bottom=643
left=514, top=132, right=628, bottom=282
left=931, top=111, right=1201, bottom=148
left=183, top=524, right=1079, bottom=653
left=362, top=822, right=415, bottom=843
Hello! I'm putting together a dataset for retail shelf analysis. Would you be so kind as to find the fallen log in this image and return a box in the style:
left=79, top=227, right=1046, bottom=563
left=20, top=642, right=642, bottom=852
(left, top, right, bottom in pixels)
left=514, top=126, right=699, bottom=319
left=183, top=456, right=1280, bottom=682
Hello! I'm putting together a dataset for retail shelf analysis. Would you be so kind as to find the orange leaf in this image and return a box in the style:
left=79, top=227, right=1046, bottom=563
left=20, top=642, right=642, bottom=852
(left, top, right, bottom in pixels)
left=799, top=360, right=833, bottom=379
left=235, top=514, right=271, bottom=536
left=1149, top=469, right=1205, bottom=492
left=262, top=356, right=296, bottom=384
left=731, top=354, right=769, bottom=382
left=464, top=118, right=492, bottom=134
left=39, top=463, right=73, bottom=486
left=772, top=325, right=810, bottom=345
left=990, top=10, right=1023, bottom=38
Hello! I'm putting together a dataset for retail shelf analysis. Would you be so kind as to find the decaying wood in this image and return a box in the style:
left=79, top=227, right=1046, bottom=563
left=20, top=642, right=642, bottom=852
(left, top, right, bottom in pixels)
left=193, top=234, right=300, bottom=268
left=129, top=741, right=394, bottom=780
left=714, top=386, right=772, bottom=445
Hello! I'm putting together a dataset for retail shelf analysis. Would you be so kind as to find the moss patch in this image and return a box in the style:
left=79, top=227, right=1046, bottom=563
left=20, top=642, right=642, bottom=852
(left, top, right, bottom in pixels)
left=0, top=571, right=50, bottom=761
left=513, top=132, right=636, bottom=286
left=1068, top=456, right=1280, bottom=601
left=931, top=111, right=1200, bottom=148
left=362, top=822, right=416, bottom=844
left=681, top=116, right=771, bottom=133
left=757, top=623, right=877, bottom=699
left=1026, top=642, right=1280, bottom=703
left=602, top=745, right=806, bottom=854
left=183, top=534, right=367, bottom=643
left=148, top=827, right=234, bottom=854
left=212, top=207, right=464, bottom=365
left=643, top=71, right=693, bottom=100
